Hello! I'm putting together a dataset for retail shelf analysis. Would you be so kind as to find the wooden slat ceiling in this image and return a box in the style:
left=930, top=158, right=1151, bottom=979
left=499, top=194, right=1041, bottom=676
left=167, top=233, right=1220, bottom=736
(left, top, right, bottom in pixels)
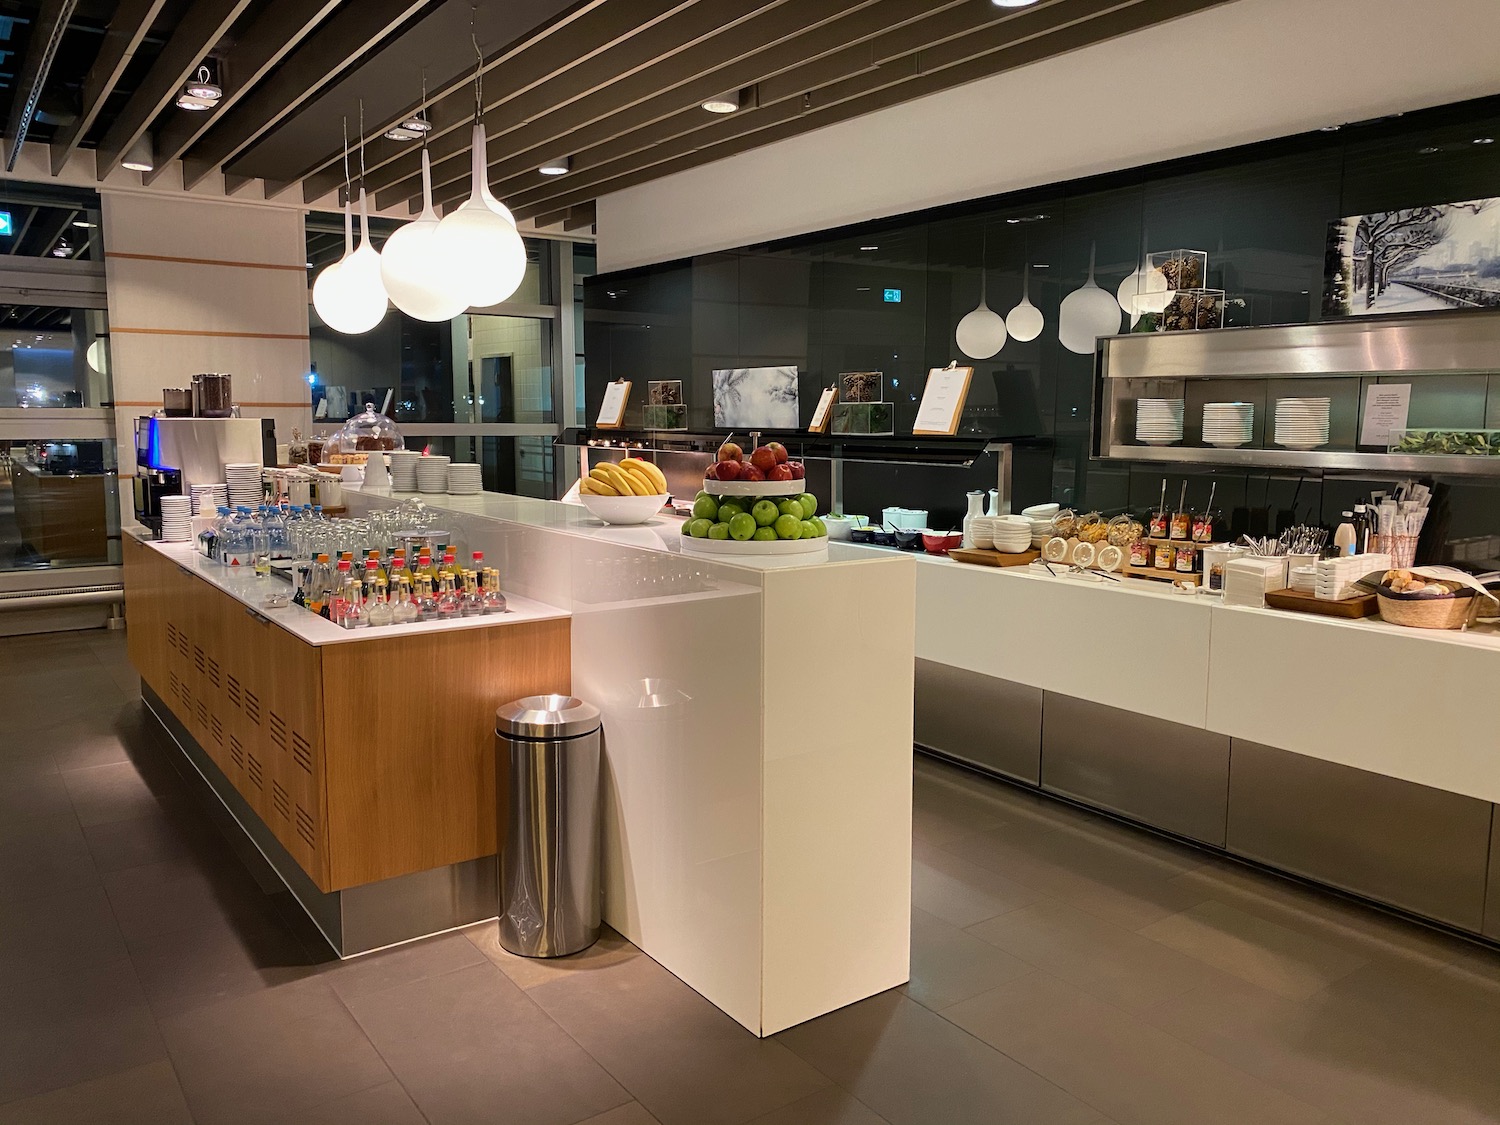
left=0, top=0, right=1233, bottom=232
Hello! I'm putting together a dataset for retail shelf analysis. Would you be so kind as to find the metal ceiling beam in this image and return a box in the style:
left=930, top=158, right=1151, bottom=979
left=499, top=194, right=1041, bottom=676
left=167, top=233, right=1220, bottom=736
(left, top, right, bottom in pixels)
left=6, top=0, right=79, bottom=171
left=414, top=0, right=981, bottom=211
left=145, top=0, right=343, bottom=183
left=507, top=0, right=1230, bottom=221
left=49, top=0, right=166, bottom=175
left=95, top=0, right=253, bottom=175
left=5, top=206, right=37, bottom=254
left=295, top=0, right=691, bottom=204
left=180, top=0, right=437, bottom=189
left=37, top=209, right=78, bottom=259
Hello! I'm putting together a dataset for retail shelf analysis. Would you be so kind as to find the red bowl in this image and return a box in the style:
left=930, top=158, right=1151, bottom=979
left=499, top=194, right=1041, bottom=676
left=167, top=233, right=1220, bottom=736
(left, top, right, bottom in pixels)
left=922, top=531, right=963, bottom=555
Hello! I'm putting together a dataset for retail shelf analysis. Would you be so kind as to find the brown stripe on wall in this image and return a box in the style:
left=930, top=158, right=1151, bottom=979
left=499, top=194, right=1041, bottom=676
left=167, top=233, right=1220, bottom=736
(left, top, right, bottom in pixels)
left=106, top=252, right=306, bottom=273
left=116, top=401, right=312, bottom=408
left=112, top=327, right=309, bottom=341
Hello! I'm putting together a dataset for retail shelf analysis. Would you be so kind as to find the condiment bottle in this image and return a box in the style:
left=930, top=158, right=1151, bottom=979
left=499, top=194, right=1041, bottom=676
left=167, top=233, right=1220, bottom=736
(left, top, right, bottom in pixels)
left=331, top=560, right=354, bottom=623
left=391, top=579, right=417, bottom=624
left=436, top=574, right=461, bottom=619
left=366, top=578, right=393, bottom=627
left=1334, top=513, right=1357, bottom=556
left=483, top=567, right=508, bottom=614
left=415, top=575, right=439, bottom=621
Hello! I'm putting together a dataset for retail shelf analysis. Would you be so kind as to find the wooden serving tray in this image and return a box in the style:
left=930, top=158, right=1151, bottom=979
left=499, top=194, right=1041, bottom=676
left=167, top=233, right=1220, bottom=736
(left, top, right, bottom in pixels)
left=948, top=547, right=1040, bottom=568
left=1264, top=588, right=1378, bottom=618
left=1123, top=563, right=1201, bottom=586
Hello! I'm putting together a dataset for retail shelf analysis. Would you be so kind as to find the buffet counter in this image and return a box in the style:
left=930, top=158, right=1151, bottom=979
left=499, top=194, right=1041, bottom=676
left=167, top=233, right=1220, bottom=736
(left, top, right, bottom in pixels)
left=879, top=546, right=1500, bottom=940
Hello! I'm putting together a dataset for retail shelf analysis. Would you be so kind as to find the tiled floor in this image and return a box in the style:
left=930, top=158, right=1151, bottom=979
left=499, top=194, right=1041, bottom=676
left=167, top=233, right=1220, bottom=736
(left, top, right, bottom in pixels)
left=4, top=628, right=1500, bottom=1125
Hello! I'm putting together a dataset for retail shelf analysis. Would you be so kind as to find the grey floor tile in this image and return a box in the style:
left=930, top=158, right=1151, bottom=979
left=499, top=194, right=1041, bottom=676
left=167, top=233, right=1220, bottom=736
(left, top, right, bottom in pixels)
left=966, top=897, right=1239, bottom=1014
left=103, top=852, right=282, bottom=942
left=576, top=1104, right=664, bottom=1125
left=0, top=1060, right=191, bottom=1125
left=911, top=837, right=1045, bottom=927
left=345, top=961, right=629, bottom=1125
left=160, top=978, right=393, bottom=1125
left=465, top=920, right=641, bottom=990
left=0, top=769, right=74, bottom=822
left=743, top=1085, right=891, bottom=1125
left=47, top=713, right=150, bottom=773
left=0, top=959, right=167, bottom=1104
left=526, top=951, right=828, bottom=1125
left=0, top=880, right=128, bottom=986
left=944, top=972, right=1328, bottom=1125
left=61, top=759, right=181, bottom=829
left=83, top=806, right=213, bottom=874
left=296, top=1080, right=429, bottom=1125
left=322, top=930, right=488, bottom=1002
left=905, top=906, right=1034, bottom=1011
left=778, top=988, right=1100, bottom=1125
left=0, top=809, right=101, bottom=902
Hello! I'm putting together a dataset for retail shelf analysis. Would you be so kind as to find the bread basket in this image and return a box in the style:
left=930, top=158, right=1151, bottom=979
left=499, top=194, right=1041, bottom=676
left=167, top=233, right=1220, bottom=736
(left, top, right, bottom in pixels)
left=1375, top=589, right=1480, bottom=630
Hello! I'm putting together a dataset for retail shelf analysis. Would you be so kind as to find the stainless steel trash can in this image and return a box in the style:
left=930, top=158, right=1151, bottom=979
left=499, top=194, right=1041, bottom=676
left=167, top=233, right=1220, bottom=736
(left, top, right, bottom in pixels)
left=495, top=694, right=603, bottom=958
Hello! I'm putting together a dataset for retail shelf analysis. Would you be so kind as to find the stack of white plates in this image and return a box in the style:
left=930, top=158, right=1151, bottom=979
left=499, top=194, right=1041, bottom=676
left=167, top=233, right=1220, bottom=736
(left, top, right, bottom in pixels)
left=389, top=451, right=421, bottom=492
left=1021, top=503, right=1061, bottom=548
left=416, top=455, right=451, bottom=494
left=159, top=495, right=193, bottom=542
left=991, top=515, right=1033, bottom=553
left=1203, top=402, right=1254, bottom=447
left=447, top=463, right=482, bottom=495
left=224, top=463, right=262, bottom=507
left=1136, top=398, right=1185, bottom=445
left=1274, top=398, right=1331, bottom=450
left=190, top=483, right=228, bottom=516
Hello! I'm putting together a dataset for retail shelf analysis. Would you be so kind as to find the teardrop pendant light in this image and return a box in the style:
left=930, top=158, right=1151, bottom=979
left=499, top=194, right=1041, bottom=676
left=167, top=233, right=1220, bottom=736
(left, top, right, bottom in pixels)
left=381, top=147, right=471, bottom=321
left=1058, top=243, right=1123, bottom=355
left=1115, top=231, right=1169, bottom=316
left=1005, top=262, right=1045, bottom=342
left=312, top=113, right=389, bottom=335
left=311, top=197, right=353, bottom=329
left=954, top=227, right=1006, bottom=359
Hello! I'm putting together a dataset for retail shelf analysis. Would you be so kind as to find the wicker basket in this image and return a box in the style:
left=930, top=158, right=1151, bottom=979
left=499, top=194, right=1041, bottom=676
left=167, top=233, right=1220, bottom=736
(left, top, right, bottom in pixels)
left=1375, top=589, right=1480, bottom=630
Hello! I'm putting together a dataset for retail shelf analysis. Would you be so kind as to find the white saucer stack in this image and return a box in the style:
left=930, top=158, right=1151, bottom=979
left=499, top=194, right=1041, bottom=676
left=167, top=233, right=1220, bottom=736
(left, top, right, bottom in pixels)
left=1274, top=398, right=1331, bottom=450
left=416, top=455, right=450, bottom=494
left=159, top=495, right=193, bottom=542
left=224, top=463, right=261, bottom=507
left=1202, top=402, right=1254, bottom=447
left=1135, top=398, right=1185, bottom=445
left=446, top=463, right=482, bottom=495
left=389, top=450, right=421, bottom=491
left=190, top=483, right=228, bottom=516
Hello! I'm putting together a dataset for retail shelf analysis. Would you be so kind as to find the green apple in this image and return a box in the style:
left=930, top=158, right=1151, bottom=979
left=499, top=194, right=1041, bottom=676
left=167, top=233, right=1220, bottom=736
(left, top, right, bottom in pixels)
left=778, top=498, right=802, bottom=520
left=708, top=521, right=731, bottom=540
left=752, top=527, right=778, bottom=542
left=810, top=516, right=827, bottom=537
left=680, top=519, right=693, bottom=535
left=687, top=517, right=713, bottom=538
left=799, top=519, right=818, bottom=540
left=694, top=490, right=713, bottom=503
left=774, top=513, right=802, bottom=539
left=692, top=494, right=719, bottom=521
left=728, top=512, right=757, bottom=541
left=752, top=499, right=780, bottom=527
left=797, top=493, right=817, bottom=520
left=718, top=501, right=746, bottom=523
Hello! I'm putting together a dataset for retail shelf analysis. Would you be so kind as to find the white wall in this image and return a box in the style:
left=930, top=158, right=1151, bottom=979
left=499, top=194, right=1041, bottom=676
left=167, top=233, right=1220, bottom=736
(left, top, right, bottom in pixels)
left=596, top=0, right=1500, bottom=272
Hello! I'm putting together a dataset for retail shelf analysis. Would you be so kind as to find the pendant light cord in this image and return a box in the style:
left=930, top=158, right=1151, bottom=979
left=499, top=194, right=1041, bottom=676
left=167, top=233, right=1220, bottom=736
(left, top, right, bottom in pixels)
left=340, top=115, right=349, bottom=204
left=358, top=100, right=366, bottom=191
left=471, top=6, right=482, bottom=123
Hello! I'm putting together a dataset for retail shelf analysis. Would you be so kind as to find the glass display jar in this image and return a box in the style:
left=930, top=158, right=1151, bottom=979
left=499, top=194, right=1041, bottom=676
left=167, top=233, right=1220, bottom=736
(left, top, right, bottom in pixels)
left=327, top=403, right=404, bottom=462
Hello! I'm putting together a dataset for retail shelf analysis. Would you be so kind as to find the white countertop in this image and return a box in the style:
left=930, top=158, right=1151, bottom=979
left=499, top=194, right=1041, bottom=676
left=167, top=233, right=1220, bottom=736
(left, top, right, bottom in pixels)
left=140, top=536, right=569, bottom=646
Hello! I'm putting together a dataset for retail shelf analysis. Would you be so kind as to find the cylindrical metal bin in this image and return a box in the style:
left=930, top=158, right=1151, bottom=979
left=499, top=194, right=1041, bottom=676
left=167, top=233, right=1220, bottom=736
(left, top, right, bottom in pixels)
left=495, top=694, right=603, bottom=958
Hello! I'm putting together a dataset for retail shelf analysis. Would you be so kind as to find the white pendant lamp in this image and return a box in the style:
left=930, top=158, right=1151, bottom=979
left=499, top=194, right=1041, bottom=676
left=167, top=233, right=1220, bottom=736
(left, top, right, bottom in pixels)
left=431, top=124, right=527, bottom=308
left=1058, top=243, right=1123, bottom=355
left=955, top=231, right=1006, bottom=359
left=314, top=191, right=388, bottom=335
left=1005, top=262, right=1045, bottom=342
left=380, top=148, right=471, bottom=321
left=1115, top=233, right=1169, bottom=315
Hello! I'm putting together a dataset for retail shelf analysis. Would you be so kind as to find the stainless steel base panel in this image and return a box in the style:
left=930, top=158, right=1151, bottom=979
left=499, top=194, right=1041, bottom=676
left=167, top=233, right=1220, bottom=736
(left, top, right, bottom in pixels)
left=1487, top=817, right=1500, bottom=942
left=914, top=658, right=1041, bottom=783
left=143, top=683, right=498, bottom=957
left=1227, top=739, right=1493, bottom=933
left=1040, top=691, right=1230, bottom=847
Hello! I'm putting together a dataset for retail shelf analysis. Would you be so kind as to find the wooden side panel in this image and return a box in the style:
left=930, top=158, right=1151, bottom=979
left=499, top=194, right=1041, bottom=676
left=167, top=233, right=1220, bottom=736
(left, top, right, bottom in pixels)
left=122, top=535, right=167, bottom=688
left=319, top=619, right=571, bottom=890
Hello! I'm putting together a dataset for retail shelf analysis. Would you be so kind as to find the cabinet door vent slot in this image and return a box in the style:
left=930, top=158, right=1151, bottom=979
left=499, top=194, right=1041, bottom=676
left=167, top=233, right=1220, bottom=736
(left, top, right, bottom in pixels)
left=207, top=658, right=221, bottom=688
left=176, top=629, right=189, bottom=658
left=268, top=712, right=287, bottom=751
left=295, top=805, right=316, bottom=847
left=193, top=645, right=205, bottom=673
left=247, top=753, right=263, bottom=788
left=229, top=735, right=244, bottom=769
left=195, top=700, right=207, bottom=727
left=226, top=676, right=241, bottom=709
left=165, top=622, right=177, bottom=649
left=210, top=715, right=224, bottom=746
left=291, top=732, right=312, bottom=774
left=271, top=781, right=290, bottom=819
left=244, top=691, right=260, bottom=726
left=167, top=670, right=180, bottom=698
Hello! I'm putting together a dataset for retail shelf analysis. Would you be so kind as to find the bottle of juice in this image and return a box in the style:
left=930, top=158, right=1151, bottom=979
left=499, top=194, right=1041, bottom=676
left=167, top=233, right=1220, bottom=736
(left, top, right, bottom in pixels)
left=331, top=559, right=354, bottom=624
left=436, top=574, right=461, bottom=619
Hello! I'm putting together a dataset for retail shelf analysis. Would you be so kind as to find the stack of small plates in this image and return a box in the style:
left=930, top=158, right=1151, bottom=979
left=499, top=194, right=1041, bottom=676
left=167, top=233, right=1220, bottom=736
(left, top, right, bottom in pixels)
left=991, top=515, right=1033, bottom=553
left=224, top=463, right=262, bottom=507
left=1274, top=398, right=1331, bottom=450
left=389, top=451, right=421, bottom=492
left=1202, top=402, right=1254, bottom=448
left=416, top=455, right=451, bottom=494
left=159, top=495, right=193, bottom=542
left=447, top=463, right=482, bottom=495
left=1135, top=398, right=1185, bottom=445
left=190, top=483, right=228, bottom=516
left=1021, top=503, right=1061, bottom=548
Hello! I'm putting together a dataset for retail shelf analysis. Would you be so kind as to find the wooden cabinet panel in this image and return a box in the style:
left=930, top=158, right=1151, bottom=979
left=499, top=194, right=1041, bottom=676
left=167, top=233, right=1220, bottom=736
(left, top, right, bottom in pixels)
left=319, top=619, right=570, bottom=890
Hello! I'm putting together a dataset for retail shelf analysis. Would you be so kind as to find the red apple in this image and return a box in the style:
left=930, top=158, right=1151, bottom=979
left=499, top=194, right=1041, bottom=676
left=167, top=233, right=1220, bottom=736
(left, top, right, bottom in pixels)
left=715, top=458, right=743, bottom=481
left=750, top=445, right=777, bottom=473
left=766, top=441, right=788, bottom=464
left=788, top=461, right=805, bottom=480
left=742, top=463, right=766, bottom=482
left=705, top=463, right=720, bottom=480
left=717, top=442, right=743, bottom=463
left=768, top=464, right=794, bottom=482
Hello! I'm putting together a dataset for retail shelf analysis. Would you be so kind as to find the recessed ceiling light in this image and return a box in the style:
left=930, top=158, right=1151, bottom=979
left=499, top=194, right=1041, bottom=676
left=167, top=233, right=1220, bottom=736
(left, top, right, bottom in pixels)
left=992, top=0, right=1040, bottom=6
left=538, top=156, right=570, bottom=176
left=1474, top=137, right=1494, bottom=145
left=856, top=286, right=871, bottom=291
left=71, top=219, right=95, bottom=228
left=859, top=244, right=878, bottom=251
left=383, top=117, right=432, bottom=142
left=1319, top=124, right=1340, bottom=132
left=701, top=97, right=739, bottom=114
left=1032, top=263, right=1049, bottom=269
left=1418, top=146, right=1441, bottom=154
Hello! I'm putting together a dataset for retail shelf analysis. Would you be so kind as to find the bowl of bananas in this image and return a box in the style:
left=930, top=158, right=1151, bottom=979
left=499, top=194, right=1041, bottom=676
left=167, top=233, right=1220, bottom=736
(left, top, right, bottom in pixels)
left=578, top=458, right=669, bottom=524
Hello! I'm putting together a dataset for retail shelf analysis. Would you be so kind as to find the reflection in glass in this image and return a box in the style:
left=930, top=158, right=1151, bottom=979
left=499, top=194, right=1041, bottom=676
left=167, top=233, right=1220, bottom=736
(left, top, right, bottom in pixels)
left=0, top=307, right=110, bottom=408
left=1, top=438, right=118, bottom=569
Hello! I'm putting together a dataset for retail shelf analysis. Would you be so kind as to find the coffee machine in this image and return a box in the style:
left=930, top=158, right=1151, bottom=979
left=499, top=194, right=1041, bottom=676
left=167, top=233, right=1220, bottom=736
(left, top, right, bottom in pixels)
left=134, top=416, right=263, bottom=530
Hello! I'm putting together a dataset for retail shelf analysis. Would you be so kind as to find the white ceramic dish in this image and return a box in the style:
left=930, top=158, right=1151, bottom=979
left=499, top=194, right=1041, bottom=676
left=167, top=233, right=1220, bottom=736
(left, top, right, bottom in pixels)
left=579, top=492, right=668, bottom=525
left=704, top=478, right=805, bottom=497
left=679, top=534, right=828, bottom=558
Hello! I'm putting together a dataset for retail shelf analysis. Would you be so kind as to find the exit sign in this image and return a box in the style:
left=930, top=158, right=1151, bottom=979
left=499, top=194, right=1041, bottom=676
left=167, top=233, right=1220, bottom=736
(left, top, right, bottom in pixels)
left=883, top=288, right=901, bottom=303
left=0, top=212, right=12, bottom=237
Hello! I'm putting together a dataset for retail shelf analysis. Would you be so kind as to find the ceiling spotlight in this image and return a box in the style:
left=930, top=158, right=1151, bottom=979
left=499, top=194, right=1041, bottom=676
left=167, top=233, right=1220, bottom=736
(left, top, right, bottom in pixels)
left=1475, top=137, right=1495, bottom=145
left=71, top=219, right=96, bottom=228
left=52, top=240, right=70, bottom=258
left=175, top=92, right=216, bottom=111
left=702, top=97, right=739, bottom=114
left=991, top=0, right=1040, bottom=6
left=859, top=244, right=878, bottom=251
left=185, top=65, right=221, bottom=101
left=1418, top=146, right=1441, bottom=154
left=538, top=156, right=570, bottom=176
left=383, top=117, right=432, bottom=142
left=121, top=134, right=154, bottom=171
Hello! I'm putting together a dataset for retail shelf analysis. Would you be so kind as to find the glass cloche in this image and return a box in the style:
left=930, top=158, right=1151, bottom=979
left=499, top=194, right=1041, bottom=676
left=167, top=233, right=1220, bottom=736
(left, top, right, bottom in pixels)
left=328, top=402, right=404, bottom=457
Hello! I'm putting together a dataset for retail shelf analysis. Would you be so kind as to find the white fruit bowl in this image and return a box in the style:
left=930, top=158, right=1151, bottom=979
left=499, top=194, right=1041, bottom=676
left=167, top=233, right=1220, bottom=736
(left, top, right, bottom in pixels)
left=704, top=478, right=805, bottom=497
left=679, top=534, right=828, bottom=558
left=578, top=492, right=667, bottom=525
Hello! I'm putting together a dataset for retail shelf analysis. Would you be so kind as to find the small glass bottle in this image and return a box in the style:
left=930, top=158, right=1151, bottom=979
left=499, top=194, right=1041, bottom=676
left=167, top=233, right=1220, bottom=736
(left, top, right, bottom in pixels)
left=341, top=566, right=367, bottom=629
left=305, top=553, right=333, bottom=617
left=436, top=574, right=461, bottom=619
left=460, top=570, right=485, bottom=617
left=331, top=559, right=354, bottom=624
left=391, top=578, right=418, bottom=624
left=415, top=575, right=439, bottom=621
left=483, top=567, right=508, bottom=614
left=366, top=577, right=393, bottom=626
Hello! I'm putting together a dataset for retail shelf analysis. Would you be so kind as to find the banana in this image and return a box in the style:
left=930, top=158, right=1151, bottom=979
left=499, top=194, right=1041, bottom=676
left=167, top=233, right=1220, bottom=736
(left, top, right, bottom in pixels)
left=592, top=463, right=636, bottom=495
left=585, top=470, right=620, bottom=496
left=617, top=467, right=653, bottom=496
left=619, top=461, right=662, bottom=496
left=621, top=457, right=667, bottom=493
left=579, top=476, right=599, bottom=495
left=604, top=463, right=650, bottom=496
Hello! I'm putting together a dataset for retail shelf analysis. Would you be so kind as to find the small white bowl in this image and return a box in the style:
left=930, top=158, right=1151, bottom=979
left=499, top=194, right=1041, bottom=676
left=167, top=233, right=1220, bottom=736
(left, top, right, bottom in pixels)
left=579, top=491, right=667, bottom=525
left=822, top=515, right=856, bottom=540
left=1021, top=503, right=1060, bottom=519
